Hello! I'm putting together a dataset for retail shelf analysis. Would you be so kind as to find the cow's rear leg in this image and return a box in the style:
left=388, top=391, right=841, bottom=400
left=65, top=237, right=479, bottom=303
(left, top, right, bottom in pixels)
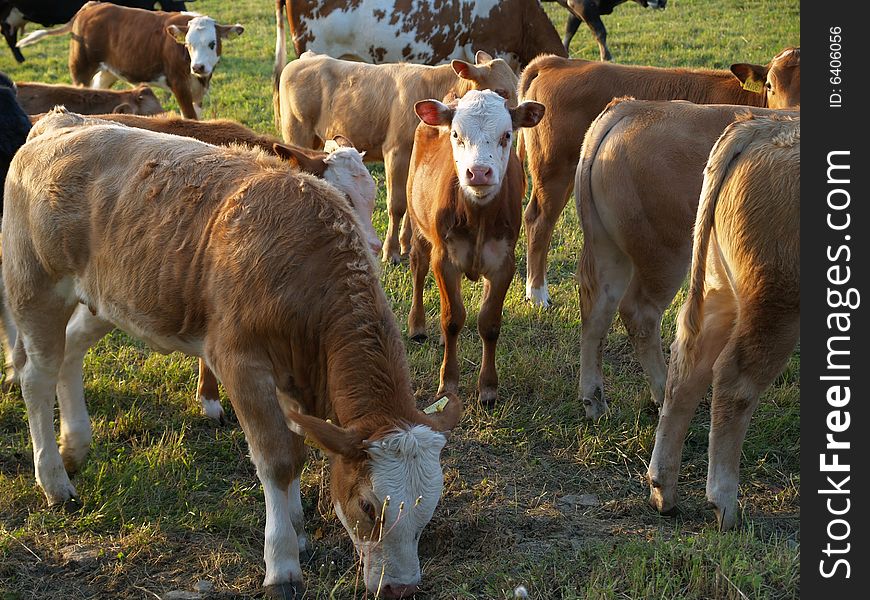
left=91, top=70, right=118, bottom=89
left=577, top=222, right=631, bottom=420
left=706, top=309, right=799, bottom=530
left=647, top=289, right=734, bottom=517
left=477, top=261, right=514, bottom=406
left=1, top=286, right=18, bottom=390
left=13, top=297, right=77, bottom=506
left=408, top=233, right=431, bottom=341
left=524, top=160, right=574, bottom=307
left=56, top=305, right=113, bottom=474
left=197, top=360, right=225, bottom=424
left=214, top=350, right=305, bottom=592
left=617, top=262, right=685, bottom=409
left=382, top=148, right=410, bottom=264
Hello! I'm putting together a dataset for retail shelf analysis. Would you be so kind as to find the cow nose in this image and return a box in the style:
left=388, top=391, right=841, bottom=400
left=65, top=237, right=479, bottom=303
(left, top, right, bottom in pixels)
left=192, top=63, right=206, bottom=75
left=380, top=583, right=418, bottom=598
left=466, top=166, right=493, bottom=186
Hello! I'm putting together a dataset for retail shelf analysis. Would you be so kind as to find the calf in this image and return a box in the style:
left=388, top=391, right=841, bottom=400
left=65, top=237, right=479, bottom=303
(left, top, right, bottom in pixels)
left=0, top=71, right=29, bottom=388
left=16, top=2, right=243, bottom=119
left=15, top=82, right=163, bottom=115
left=276, top=50, right=519, bottom=264
left=519, top=46, right=800, bottom=307
left=647, top=114, right=800, bottom=530
left=575, top=99, right=795, bottom=420
left=4, top=108, right=462, bottom=598
left=274, top=0, right=566, bottom=73
left=549, top=1, right=666, bottom=60
left=406, top=90, right=544, bottom=405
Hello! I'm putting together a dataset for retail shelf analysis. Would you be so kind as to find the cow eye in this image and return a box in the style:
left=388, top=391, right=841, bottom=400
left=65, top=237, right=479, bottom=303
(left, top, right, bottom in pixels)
left=765, top=81, right=773, bottom=91
left=500, top=132, right=511, bottom=146
left=360, top=498, right=378, bottom=522
left=209, top=41, right=216, bottom=50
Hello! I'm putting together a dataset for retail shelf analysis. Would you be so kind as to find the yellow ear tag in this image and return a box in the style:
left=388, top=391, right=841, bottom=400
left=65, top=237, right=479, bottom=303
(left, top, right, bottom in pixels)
left=423, top=396, right=450, bottom=414
left=742, top=78, right=765, bottom=94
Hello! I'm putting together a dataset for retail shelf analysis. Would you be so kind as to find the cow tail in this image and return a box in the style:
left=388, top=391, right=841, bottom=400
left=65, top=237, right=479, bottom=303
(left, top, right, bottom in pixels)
left=575, top=100, right=631, bottom=319
left=16, top=1, right=100, bottom=48
left=672, top=115, right=756, bottom=378
left=273, top=0, right=288, bottom=131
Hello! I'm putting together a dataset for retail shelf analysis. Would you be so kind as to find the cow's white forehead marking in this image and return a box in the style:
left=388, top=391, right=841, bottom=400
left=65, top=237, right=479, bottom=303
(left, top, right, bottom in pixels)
left=303, top=0, right=502, bottom=64
left=184, top=16, right=220, bottom=74
left=451, top=90, right=511, bottom=138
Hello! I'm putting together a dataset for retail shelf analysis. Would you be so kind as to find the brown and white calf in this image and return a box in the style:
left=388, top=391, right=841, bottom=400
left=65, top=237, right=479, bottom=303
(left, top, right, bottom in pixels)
left=647, top=114, right=799, bottom=530
left=16, top=2, right=243, bottom=119
left=575, top=99, right=795, bottom=420
left=3, top=108, right=461, bottom=598
left=519, top=46, right=800, bottom=306
left=15, top=81, right=164, bottom=115
left=406, top=90, right=544, bottom=405
left=276, top=50, right=519, bottom=264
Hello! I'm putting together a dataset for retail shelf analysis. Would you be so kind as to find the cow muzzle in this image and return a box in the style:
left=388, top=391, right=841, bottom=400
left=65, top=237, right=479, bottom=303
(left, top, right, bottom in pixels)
left=465, top=166, right=494, bottom=187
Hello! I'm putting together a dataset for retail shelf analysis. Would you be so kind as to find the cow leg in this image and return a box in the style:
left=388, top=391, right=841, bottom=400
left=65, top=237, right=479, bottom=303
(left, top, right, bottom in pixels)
left=647, top=288, right=735, bottom=517
left=197, top=360, right=225, bottom=424
left=408, top=233, right=432, bottom=341
left=706, top=309, right=799, bottom=530
left=172, top=84, right=199, bottom=120
left=382, top=148, right=410, bottom=264
left=1, top=284, right=18, bottom=390
left=617, top=262, right=685, bottom=408
left=214, top=349, right=305, bottom=592
left=56, top=305, right=113, bottom=474
left=69, top=45, right=98, bottom=86
left=432, top=252, right=465, bottom=396
left=577, top=219, right=632, bottom=420
left=523, top=158, right=575, bottom=307
left=582, top=7, right=612, bottom=61
left=562, top=15, right=582, bottom=51
left=91, top=70, right=118, bottom=89
left=477, top=259, right=515, bottom=406
left=288, top=475, right=308, bottom=556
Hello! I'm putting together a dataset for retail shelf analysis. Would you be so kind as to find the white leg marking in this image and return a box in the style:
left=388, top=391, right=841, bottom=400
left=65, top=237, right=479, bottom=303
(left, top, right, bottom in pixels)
left=525, top=278, right=550, bottom=308
left=288, top=477, right=308, bottom=554
left=199, top=396, right=224, bottom=422
left=261, top=475, right=303, bottom=586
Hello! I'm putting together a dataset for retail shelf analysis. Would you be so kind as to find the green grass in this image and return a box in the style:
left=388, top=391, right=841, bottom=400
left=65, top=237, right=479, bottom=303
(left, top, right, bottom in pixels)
left=1, top=1, right=799, bottom=598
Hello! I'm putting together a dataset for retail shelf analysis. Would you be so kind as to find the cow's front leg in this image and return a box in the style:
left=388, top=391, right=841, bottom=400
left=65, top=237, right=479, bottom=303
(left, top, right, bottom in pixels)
left=172, top=83, right=199, bottom=120
left=408, top=233, right=432, bottom=341
left=214, top=349, right=306, bottom=594
left=382, top=148, right=411, bottom=264
left=477, top=254, right=515, bottom=406
left=432, top=252, right=465, bottom=396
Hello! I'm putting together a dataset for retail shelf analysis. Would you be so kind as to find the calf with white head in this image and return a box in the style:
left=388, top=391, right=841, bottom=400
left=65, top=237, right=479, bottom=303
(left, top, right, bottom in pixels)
left=407, top=90, right=545, bottom=405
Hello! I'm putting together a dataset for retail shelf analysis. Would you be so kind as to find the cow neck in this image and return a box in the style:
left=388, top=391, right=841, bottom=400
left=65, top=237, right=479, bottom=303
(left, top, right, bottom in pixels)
left=456, top=187, right=498, bottom=280
left=321, top=285, right=416, bottom=434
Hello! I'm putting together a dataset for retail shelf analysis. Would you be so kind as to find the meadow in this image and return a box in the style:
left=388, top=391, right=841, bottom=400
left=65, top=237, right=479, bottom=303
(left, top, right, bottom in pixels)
left=0, top=1, right=800, bottom=598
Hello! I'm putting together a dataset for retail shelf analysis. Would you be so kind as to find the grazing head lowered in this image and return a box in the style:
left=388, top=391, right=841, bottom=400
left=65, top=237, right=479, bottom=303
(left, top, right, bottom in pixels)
left=167, top=15, right=244, bottom=79
left=285, top=396, right=462, bottom=598
left=414, top=89, right=545, bottom=205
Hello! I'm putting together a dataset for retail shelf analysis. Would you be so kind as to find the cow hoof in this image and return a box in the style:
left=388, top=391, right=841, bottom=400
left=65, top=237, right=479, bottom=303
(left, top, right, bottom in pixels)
left=478, top=387, right=498, bottom=407
left=581, top=396, right=608, bottom=421
left=263, top=581, right=306, bottom=599
left=648, top=481, right=678, bottom=517
left=706, top=499, right=739, bottom=531
left=51, top=495, right=84, bottom=514
left=60, top=446, right=89, bottom=475
left=200, top=397, right=226, bottom=424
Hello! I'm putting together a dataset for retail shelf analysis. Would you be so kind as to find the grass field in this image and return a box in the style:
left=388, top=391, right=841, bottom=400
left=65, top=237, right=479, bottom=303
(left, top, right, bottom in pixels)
left=0, top=1, right=800, bottom=598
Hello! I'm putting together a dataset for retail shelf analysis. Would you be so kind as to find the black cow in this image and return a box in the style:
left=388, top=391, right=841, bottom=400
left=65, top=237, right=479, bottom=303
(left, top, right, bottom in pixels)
left=0, top=70, right=30, bottom=213
left=1, top=1, right=191, bottom=62
left=546, top=0, right=666, bottom=60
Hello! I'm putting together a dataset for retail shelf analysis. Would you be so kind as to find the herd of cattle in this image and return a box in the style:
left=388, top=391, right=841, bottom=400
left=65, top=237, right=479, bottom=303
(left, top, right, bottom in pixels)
left=0, top=1, right=799, bottom=598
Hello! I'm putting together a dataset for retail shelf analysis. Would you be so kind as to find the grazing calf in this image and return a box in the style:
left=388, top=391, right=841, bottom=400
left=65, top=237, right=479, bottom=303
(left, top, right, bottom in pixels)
left=276, top=50, right=519, bottom=264
left=407, top=90, right=544, bottom=405
left=647, top=115, right=800, bottom=530
left=17, top=2, right=243, bottom=119
left=15, top=82, right=163, bottom=115
left=575, top=99, right=795, bottom=420
left=4, top=108, right=461, bottom=598
left=519, top=47, right=800, bottom=307
left=0, top=71, right=30, bottom=388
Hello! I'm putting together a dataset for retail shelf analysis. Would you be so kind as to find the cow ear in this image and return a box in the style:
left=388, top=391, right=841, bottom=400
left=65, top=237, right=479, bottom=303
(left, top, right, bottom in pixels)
left=475, top=50, right=494, bottom=64
left=166, top=25, right=188, bottom=44
left=329, top=134, right=355, bottom=149
left=283, top=410, right=367, bottom=460
left=218, top=24, right=245, bottom=40
left=510, top=101, right=545, bottom=129
left=417, top=392, right=463, bottom=433
left=273, top=143, right=329, bottom=176
left=730, top=63, right=767, bottom=94
left=415, top=99, right=454, bottom=126
left=112, top=103, right=133, bottom=114
left=451, top=59, right=479, bottom=82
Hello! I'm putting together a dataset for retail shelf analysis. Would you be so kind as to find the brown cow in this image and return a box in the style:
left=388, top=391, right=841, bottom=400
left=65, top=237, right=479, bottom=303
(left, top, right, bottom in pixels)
left=647, top=114, right=800, bottom=530
left=274, top=0, right=566, bottom=73
left=519, top=46, right=801, bottom=307
left=3, top=107, right=462, bottom=599
left=575, top=99, right=795, bottom=420
left=16, top=2, right=243, bottom=119
left=407, top=90, right=545, bottom=405
left=15, top=82, right=164, bottom=115
left=276, top=50, right=519, bottom=264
